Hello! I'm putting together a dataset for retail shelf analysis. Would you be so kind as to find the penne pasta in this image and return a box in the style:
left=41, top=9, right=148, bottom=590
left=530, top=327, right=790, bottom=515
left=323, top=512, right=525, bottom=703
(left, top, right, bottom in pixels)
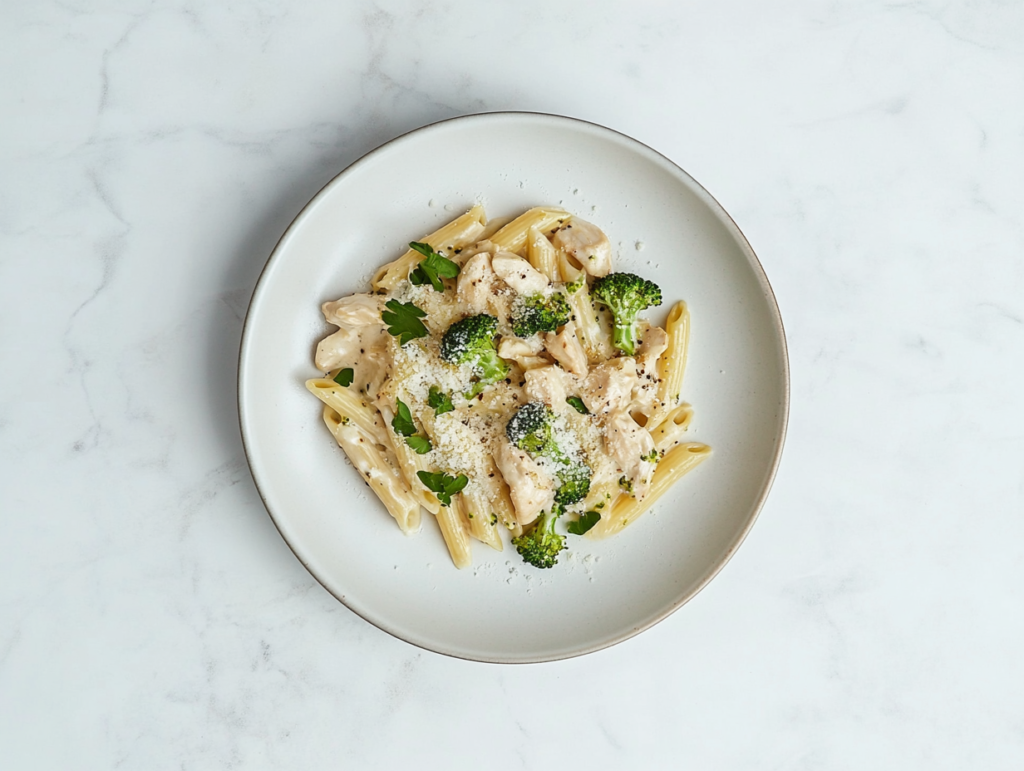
left=649, top=403, right=694, bottom=453
left=462, top=486, right=504, bottom=551
left=372, top=204, right=487, bottom=291
left=488, top=207, right=570, bottom=255
left=588, top=443, right=711, bottom=539
left=567, top=284, right=614, bottom=363
left=658, top=301, right=690, bottom=409
left=526, top=225, right=560, bottom=281
left=322, top=406, right=421, bottom=534
left=378, top=403, right=442, bottom=515
left=306, top=379, right=390, bottom=447
left=437, top=495, right=473, bottom=569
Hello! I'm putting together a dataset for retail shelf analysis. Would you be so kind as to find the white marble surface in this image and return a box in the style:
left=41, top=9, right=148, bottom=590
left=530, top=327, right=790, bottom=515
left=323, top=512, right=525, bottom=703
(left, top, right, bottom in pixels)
left=2, top=0, right=1023, bottom=767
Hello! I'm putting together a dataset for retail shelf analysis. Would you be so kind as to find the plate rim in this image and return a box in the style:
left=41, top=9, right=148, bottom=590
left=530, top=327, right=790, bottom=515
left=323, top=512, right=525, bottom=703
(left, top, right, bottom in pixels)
left=237, top=110, right=791, bottom=664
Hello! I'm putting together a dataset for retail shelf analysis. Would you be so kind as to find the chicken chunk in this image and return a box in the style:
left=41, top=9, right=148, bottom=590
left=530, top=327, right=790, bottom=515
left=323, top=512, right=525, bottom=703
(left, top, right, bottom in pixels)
left=544, top=321, right=589, bottom=377
left=552, top=218, right=613, bottom=277
left=497, top=335, right=549, bottom=371
left=524, top=365, right=568, bottom=408
left=633, top=324, right=669, bottom=415
left=605, top=410, right=658, bottom=500
left=581, top=357, right=639, bottom=414
left=322, top=294, right=382, bottom=328
left=493, top=439, right=556, bottom=526
left=457, top=252, right=500, bottom=313
left=491, top=251, right=550, bottom=296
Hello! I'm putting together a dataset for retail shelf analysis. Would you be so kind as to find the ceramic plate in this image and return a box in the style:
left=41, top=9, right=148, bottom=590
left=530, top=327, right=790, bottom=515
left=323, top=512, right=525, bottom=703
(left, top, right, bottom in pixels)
left=238, top=112, right=788, bottom=663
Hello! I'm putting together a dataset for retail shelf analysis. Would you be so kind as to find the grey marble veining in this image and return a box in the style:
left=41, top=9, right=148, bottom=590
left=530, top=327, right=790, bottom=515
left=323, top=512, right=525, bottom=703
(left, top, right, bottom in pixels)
left=2, top=1, right=1023, bottom=768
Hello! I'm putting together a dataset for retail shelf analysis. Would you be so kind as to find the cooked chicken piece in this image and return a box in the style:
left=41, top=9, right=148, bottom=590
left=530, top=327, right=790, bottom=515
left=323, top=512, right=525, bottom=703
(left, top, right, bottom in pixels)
left=497, top=335, right=549, bottom=371
left=605, top=410, right=658, bottom=500
left=457, top=252, right=500, bottom=313
left=552, top=218, right=613, bottom=277
left=633, top=324, right=669, bottom=415
left=544, top=321, right=589, bottom=377
left=322, top=294, right=382, bottom=328
left=493, top=439, right=556, bottom=526
left=315, top=327, right=359, bottom=372
left=581, top=357, right=639, bottom=414
left=491, top=251, right=550, bottom=296
left=524, top=365, right=568, bottom=408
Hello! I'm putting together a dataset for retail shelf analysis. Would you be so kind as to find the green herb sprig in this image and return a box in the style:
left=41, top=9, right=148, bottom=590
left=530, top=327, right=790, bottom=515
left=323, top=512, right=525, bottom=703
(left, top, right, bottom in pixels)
left=382, top=299, right=428, bottom=345
left=416, top=470, right=469, bottom=507
left=566, top=510, right=601, bottom=536
left=428, top=386, right=455, bottom=416
left=391, top=398, right=432, bottom=454
left=408, top=242, right=460, bottom=292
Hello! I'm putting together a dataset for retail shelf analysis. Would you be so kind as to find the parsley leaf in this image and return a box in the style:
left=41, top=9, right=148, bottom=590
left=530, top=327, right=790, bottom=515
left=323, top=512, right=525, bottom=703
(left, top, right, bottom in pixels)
left=333, top=368, right=354, bottom=387
left=416, top=470, right=469, bottom=507
left=566, top=395, right=588, bottom=414
left=391, top=398, right=416, bottom=437
left=567, top=510, right=601, bottom=536
left=428, top=386, right=454, bottom=416
left=405, top=435, right=432, bottom=454
left=382, top=299, right=428, bottom=345
left=408, top=242, right=460, bottom=292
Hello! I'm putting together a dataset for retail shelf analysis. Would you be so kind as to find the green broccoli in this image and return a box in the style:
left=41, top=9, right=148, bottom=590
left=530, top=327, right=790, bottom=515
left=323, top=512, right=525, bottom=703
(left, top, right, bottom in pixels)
left=440, top=314, right=510, bottom=388
left=512, top=505, right=566, bottom=569
left=506, top=401, right=592, bottom=509
left=590, top=272, right=663, bottom=355
left=511, top=291, right=572, bottom=337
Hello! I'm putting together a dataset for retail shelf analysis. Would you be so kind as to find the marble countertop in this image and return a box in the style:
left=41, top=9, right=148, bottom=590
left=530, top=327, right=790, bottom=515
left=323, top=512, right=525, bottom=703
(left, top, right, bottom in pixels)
left=3, top=1, right=1023, bottom=767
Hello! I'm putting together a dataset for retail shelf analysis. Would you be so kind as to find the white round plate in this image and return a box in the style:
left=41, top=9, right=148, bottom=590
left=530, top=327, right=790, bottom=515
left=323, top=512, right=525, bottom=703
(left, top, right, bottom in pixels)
left=238, top=112, right=788, bottom=663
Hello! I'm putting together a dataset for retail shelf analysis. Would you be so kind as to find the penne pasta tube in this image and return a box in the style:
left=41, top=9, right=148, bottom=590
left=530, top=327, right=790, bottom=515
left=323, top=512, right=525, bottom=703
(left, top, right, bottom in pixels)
left=588, top=442, right=711, bottom=539
left=649, top=403, right=694, bottom=453
left=462, top=486, right=504, bottom=551
left=491, top=479, right=522, bottom=538
left=322, top=406, right=421, bottom=534
left=658, top=301, right=690, bottom=409
left=436, top=494, right=473, bottom=569
left=526, top=225, right=560, bottom=281
left=306, top=379, right=390, bottom=447
left=581, top=474, right=619, bottom=517
left=568, top=285, right=614, bottom=363
left=377, top=403, right=442, bottom=515
left=372, top=204, right=487, bottom=291
left=488, top=207, right=570, bottom=255
left=557, top=248, right=585, bottom=286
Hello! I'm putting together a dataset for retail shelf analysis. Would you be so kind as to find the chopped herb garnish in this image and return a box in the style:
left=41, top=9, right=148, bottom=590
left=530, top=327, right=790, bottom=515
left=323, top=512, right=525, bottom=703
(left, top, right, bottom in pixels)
left=391, top=398, right=416, bottom=437
left=567, top=510, right=601, bottom=536
left=408, top=242, right=460, bottom=292
left=382, top=299, right=428, bottom=345
left=333, top=368, right=354, bottom=387
left=566, top=396, right=589, bottom=414
left=405, top=435, right=432, bottom=454
left=618, top=476, right=634, bottom=495
left=642, top=448, right=660, bottom=463
left=428, top=386, right=455, bottom=416
left=416, top=470, right=469, bottom=507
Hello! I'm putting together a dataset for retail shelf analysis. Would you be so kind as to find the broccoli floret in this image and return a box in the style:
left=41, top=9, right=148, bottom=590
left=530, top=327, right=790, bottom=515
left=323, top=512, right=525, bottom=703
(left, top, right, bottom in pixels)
left=512, top=506, right=566, bottom=569
left=555, top=459, right=591, bottom=507
left=440, top=314, right=510, bottom=387
left=511, top=291, right=572, bottom=337
left=590, top=272, right=663, bottom=355
left=506, top=402, right=592, bottom=509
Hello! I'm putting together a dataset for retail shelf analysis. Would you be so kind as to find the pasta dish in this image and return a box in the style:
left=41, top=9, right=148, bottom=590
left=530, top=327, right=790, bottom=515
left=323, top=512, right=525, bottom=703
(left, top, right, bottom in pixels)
left=306, top=205, right=710, bottom=569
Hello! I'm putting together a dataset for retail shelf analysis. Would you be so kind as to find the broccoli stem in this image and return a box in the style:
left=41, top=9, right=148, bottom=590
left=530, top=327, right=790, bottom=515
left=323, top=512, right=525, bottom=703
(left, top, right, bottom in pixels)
left=611, top=320, right=638, bottom=356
